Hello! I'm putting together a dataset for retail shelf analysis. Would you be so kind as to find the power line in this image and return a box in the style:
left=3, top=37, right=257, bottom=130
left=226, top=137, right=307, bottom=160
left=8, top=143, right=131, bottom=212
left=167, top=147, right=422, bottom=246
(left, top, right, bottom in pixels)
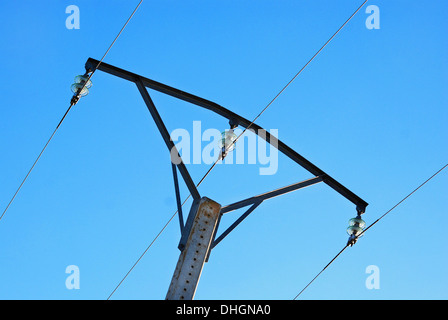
left=294, top=244, right=349, bottom=300
left=107, top=208, right=178, bottom=300
left=358, top=163, right=448, bottom=238
left=82, top=0, right=144, bottom=93
left=188, top=0, right=371, bottom=200
left=0, top=0, right=144, bottom=223
left=293, top=163, right=448, bottom=300
left=107, top=167, right=211, bottom=299
left=0, top=106, right=72, bottom=222
left=106, top=0, right=369, bottom=298
left=229, top=0, right=370, bottom=149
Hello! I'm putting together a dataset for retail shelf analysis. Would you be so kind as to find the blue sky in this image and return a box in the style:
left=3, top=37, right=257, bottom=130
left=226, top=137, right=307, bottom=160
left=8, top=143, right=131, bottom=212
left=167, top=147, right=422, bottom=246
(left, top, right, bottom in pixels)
left=0, top=0, right=447, bottom=300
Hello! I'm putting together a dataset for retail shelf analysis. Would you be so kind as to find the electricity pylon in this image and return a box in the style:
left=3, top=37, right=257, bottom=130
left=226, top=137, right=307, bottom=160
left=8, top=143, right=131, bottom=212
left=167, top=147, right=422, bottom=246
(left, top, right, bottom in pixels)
left=84, top=58, right=368, bottom=300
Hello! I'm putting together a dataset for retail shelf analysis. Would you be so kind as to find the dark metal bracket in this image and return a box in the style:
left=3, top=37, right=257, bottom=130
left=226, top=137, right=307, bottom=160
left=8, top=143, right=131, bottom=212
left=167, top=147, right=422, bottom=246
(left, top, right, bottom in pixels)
left=171, top=163, right=184, bottom=234
left=206, top=176, right=324, bottom=260
left=220, top=176, right=323, bottom=215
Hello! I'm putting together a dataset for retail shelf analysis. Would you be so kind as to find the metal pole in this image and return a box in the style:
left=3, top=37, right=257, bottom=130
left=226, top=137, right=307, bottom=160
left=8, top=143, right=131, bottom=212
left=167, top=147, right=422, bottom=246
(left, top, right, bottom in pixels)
left=166, top=197, right=221, bottom=300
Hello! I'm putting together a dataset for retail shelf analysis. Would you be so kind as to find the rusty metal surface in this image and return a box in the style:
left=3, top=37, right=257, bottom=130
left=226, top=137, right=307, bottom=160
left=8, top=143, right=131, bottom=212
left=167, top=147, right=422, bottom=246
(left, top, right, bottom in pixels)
left=166, top=197, right=221, bottom=300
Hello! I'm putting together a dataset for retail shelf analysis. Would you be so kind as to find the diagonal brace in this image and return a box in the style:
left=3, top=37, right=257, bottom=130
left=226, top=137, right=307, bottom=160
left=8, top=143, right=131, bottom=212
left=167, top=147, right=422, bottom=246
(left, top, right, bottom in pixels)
left=220, top=176, right=323, bottom=214
left=135, top=78, right=200, bottom=201
left=212, top=201, right=262, bottom=250
left=171, top=163, right=184, bottom=234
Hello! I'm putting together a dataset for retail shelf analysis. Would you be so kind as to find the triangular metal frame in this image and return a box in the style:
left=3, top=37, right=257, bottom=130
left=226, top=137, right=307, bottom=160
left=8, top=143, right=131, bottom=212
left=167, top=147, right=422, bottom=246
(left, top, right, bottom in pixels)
left=85, top=57, right=369, bottom=253
left=208, top=176, right=323, bottom=256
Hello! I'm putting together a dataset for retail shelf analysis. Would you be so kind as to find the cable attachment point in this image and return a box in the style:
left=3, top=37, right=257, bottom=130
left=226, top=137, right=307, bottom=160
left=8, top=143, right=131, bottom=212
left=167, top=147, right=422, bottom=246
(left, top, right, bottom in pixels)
left=219, top=127, right=238, bottom=161
left=346, top=214, right=366, bottom=247
left=70, top=71, right=93, bottom=106
left=229, top=118, right=239, bottom=130
left=346, top=234, right=358, bottom=247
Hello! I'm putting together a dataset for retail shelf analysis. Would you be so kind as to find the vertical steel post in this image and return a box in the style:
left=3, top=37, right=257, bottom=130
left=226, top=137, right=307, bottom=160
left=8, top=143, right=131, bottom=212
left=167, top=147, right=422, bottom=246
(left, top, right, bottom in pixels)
left=166, top=197, right=221, bottom=300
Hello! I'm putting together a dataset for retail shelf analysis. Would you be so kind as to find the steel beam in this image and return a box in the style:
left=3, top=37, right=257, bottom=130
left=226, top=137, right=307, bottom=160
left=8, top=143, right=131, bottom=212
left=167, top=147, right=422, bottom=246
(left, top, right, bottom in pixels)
left=210, top=176, right=322, bottom=250
left=212, top=201, right=262, bottom=250
left=220, top=176, right=323, bottom=214
left=171, top=163, right=184, bottom=234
